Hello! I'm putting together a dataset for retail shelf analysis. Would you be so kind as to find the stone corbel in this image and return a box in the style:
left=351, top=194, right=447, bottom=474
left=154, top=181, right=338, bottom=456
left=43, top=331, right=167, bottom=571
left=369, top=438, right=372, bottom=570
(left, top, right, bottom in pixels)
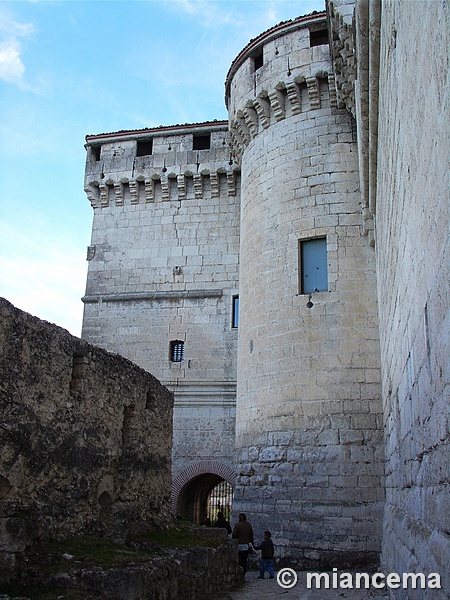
left=306, top=76, right=320, bottom=110
left=268, top=87, right=286, bottom=121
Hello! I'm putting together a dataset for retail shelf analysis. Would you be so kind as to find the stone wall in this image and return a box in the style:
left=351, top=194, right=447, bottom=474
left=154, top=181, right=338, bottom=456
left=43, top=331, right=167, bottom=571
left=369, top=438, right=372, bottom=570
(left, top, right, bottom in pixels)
left=52, top=537, right=242, bottom=600
left=226, top=12, right=383, bottom=569
left=81, top=123, right=240, bottom=503
left=0, top=298, right=173, bottom=580
left=375, top=1, right=449, bottom=598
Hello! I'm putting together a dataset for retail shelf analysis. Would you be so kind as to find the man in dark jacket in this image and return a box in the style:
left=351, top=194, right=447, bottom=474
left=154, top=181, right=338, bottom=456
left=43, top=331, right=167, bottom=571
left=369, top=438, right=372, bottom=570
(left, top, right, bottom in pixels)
left=214, top=511, right=232, bottom=535
left=232, top=513, right=254, bottom=575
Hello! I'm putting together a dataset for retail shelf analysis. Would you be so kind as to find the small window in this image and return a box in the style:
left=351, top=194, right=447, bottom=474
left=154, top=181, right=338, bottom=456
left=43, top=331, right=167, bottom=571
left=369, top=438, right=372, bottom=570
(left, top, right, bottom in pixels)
left=92, top=146, right=101, bottom=161
left=310, top=28, right=329, bottom=47
left=70, top=354, right=87, bottom=390
left=299, top=238, right=328, bottom=294
left=253, top=48, right=263, bottom=71
left=193, top=134, right=211, bottom=150
left=232, top=295, right=239, bottom=329
left=170, top=340, right=184, bottom=362
left=136, top=140, right=153, bottom=156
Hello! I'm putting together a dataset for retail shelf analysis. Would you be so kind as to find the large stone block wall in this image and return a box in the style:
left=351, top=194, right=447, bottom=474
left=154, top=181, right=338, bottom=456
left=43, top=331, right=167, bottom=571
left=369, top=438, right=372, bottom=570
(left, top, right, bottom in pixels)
left=376, top=1, right=449, bottom=597
left=227, top=13, right=383, bottom=568
left=81, top=123, right=240, bottom=502
left=173, top=402, right=236, bottom=475
left=0, top=298, right=173, bottom=579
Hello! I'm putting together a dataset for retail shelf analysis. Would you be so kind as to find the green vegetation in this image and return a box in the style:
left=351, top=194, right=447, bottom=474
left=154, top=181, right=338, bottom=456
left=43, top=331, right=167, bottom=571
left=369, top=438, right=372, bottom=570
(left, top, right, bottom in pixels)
left=0, top=522, right=224, bottom=600
left=130, top=521, right=225, bottom=549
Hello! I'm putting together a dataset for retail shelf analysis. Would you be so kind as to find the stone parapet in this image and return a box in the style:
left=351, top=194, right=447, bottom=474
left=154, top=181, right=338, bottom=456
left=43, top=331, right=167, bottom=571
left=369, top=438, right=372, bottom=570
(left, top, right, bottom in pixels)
left=84, top=122, right=238, bottom=208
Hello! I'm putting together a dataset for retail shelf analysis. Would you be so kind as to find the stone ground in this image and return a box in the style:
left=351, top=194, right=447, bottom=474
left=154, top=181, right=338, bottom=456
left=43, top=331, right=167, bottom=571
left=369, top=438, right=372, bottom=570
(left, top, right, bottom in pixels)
left=223, top=571, right=391, bottom=600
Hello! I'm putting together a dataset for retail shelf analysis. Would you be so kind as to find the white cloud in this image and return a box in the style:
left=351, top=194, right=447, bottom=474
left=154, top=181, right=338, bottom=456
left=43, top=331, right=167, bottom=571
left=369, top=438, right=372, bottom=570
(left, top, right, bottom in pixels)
left=0, top=7, right=34, bottom=88
left=0, top=218, right=88, bottom=336
left=0, top=38, right=25, bottom=85
left=0, top=9, right=34, bottom=38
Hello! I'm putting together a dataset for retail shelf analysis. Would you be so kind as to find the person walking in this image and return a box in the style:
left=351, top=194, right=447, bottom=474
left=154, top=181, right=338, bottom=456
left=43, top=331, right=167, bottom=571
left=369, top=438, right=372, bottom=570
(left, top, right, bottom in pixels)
left=254, top=530, right=275, bottom=579
left=232, top=513, right=254, bottom=575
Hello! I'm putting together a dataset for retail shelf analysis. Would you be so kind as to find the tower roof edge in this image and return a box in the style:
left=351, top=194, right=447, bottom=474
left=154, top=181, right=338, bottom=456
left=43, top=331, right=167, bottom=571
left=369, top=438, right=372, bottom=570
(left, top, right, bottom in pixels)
left=224, top=10, right=327, bottom=107
left=85, top=120, right=229, bottom=144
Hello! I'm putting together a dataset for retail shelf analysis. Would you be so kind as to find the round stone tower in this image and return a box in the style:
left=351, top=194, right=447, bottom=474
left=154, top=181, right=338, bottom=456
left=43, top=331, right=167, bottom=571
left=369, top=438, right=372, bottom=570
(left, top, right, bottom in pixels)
left=226, top=12, right=384, bottom=568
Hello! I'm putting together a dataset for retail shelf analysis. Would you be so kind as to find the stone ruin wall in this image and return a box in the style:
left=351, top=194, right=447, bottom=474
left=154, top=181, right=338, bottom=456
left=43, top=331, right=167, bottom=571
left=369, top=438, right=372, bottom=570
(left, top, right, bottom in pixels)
left=375, top=1, right=449, bottom=597
left=0, top=297, right=174, bottom=580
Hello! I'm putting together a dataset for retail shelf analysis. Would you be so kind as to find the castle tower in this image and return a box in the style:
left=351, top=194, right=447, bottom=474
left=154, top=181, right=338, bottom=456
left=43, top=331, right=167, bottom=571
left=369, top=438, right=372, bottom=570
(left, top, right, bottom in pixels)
left=81, top=122, right=240, bottom=523
left=226, top=12, right=384, bottom=567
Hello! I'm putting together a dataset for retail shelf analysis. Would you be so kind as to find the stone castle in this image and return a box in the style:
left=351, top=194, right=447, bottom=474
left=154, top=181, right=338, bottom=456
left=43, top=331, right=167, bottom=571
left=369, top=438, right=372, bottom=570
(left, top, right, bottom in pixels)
left=81, top=0, right=448, bottom=594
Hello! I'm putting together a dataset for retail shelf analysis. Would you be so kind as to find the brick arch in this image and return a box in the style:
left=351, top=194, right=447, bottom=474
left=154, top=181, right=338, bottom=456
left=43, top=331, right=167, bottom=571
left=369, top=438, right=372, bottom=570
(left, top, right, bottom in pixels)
left=171, top=460, right=237, bottom=515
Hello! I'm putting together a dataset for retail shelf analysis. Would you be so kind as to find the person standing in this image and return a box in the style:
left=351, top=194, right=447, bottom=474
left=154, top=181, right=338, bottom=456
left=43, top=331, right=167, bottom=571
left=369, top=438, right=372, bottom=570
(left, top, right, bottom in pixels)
left=214, top=511, right=232, bottom=535
left=254, top=530, right=275, bottom=579
left=232, top=513, right=254, bottom=575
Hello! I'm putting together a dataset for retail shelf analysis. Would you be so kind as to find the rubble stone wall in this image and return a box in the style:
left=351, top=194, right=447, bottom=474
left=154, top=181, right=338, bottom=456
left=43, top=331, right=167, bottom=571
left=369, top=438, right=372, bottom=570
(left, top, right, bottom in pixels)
left=0, top=298, right=174, bottom=580
left=61, top=538, right=242, bottom=600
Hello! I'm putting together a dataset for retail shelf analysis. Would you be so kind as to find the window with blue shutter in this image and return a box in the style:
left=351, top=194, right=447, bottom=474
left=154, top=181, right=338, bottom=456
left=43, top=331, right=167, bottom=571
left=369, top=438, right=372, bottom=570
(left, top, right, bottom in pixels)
left=232, top=295, right=239, bottom=328
left=300, top=237, right=328, bottom=294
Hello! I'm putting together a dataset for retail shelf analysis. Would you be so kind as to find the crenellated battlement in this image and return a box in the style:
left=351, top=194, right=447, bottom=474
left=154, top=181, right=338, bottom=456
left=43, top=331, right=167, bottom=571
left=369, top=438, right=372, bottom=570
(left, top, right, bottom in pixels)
left=84, top=121, right=238, bottom=207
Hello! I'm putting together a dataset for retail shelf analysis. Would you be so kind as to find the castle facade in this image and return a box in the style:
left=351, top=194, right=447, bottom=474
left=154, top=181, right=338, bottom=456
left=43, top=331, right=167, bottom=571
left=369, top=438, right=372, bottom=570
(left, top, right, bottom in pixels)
left=81, top=0, right=449, bottom=591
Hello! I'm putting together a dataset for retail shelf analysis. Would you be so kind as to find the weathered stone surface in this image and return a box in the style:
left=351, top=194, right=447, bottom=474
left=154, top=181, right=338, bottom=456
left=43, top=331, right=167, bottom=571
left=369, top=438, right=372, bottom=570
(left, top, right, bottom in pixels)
left=0, top=297, right=173, bottom=580
left=82, top=122, right=240, bottom=512
left=374, top=1, right=450, bottom=597
left=0, top=539, right=243, bottom=600
left=0, top=518, right=26, bottom=553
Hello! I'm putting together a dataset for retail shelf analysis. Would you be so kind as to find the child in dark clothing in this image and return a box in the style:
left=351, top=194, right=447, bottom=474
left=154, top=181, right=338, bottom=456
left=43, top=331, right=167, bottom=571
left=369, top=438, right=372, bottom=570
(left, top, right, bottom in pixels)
left=254, top=530, right=275, bottom=579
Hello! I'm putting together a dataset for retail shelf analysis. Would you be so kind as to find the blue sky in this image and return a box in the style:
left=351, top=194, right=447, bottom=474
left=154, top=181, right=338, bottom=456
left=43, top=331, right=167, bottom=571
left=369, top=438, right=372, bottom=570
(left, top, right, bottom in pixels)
left=0, top=0, right=325, bottom=336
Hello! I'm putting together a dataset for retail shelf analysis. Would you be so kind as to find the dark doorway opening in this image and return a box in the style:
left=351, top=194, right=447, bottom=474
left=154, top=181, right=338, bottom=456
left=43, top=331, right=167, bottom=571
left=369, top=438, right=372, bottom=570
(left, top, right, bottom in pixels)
left=176, top=474, right=233, bottom=526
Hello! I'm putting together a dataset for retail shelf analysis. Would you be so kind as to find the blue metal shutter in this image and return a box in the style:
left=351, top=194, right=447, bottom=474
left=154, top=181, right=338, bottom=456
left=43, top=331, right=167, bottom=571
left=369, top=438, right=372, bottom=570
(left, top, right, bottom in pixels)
left=301, top=238, right=328, bottom=293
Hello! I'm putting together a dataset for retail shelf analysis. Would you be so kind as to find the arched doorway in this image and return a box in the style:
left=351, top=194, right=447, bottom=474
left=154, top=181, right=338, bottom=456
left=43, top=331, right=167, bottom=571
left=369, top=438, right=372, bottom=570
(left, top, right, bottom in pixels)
left=176, top=474, right=233, bottom=525
left=172, top=460, right=236, bottom=525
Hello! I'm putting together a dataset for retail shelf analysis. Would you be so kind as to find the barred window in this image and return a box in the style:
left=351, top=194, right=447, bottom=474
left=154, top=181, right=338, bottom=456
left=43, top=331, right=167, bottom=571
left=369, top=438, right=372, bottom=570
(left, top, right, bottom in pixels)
left=170, top=340, right=184, bottom=362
